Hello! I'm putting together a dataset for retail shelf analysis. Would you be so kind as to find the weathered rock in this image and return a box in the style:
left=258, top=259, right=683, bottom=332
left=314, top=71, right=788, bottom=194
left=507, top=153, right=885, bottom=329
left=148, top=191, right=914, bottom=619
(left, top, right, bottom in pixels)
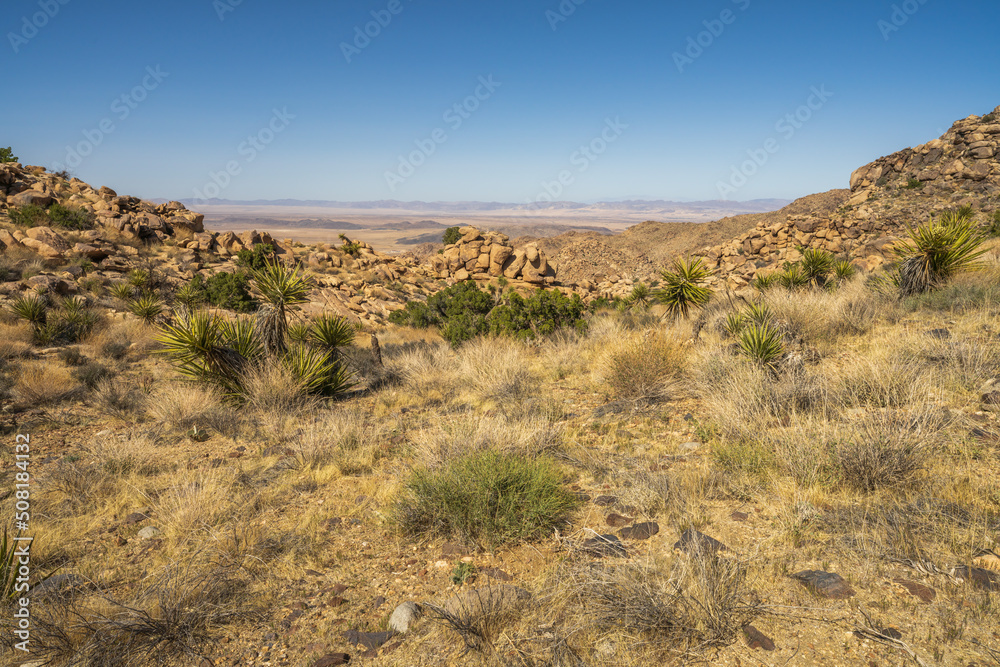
left=10, top=190, right=54, bottom=207
left=388, top=601, right=422, bottom=633
left=312, top=653, right=350, bottom=667
left=137, top=526, right=161, bottom=540
left=581, top=534, right=627, bottom=558
left=954, top=566, right=1000, bottom=591
left=743, top=624, right=776, bottom=650
left=619, top=522, right=659, bottom=540
left=892, top=578, right=935, bottom=603
left=673, top=529, right=727, bottom=555
left=792, top=570, right=856, bottom=599
left=605, top=513, right=633, bottom=528
left=342, top=629, right=396, bottom=650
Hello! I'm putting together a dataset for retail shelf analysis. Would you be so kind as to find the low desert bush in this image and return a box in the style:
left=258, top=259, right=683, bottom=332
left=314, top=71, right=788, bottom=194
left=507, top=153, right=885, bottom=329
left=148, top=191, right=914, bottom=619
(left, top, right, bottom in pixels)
left=296, top=408, right=400, bottom=475
left=602, top=332, right=686, bottom=402
left=834, top=409, right=940, bottom=492
left=91, top=376, right=148, bottom=420
left=147, top=383, right=232, bottom=432
left=575, top=552, right=761, bottom=654
left=71, top=362, right=115, bottom=390
left=396, top=450, right=579, bottom=549
left=90, top=429, right=162, bottom=476
left=241, top=360, right=321, bottom=417
left=413, top=410, right=564, bottom=468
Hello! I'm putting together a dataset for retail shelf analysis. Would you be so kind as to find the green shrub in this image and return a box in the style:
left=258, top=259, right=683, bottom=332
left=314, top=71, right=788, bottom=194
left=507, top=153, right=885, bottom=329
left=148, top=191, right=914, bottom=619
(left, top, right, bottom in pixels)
left=308, top=314, right=356, bottom=352
left=904, top=178, right=924, bottom=190
left=8, top=205, right=49, bottom=228
left=711, top=440, right=775, bottom=483
left=338, top=234, right=362, bottom=257
left=654, top=257, right=713, bottom=319
left=396, top=450, right=579, bottom=549
left=204, top=272, right=256, bottom=313
left=488, top=289, right=587, bottom=341
left=0, top=147, right=17, bottom=163
left=234, top=243, right=276, bottom=271
left=442, top=227, right=462, bottom=246
left=47, top=203, right=94, bottom=230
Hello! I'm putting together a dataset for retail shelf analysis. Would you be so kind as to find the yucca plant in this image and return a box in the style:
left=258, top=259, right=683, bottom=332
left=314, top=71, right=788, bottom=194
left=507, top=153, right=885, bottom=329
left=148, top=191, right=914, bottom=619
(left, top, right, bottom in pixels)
left=742, top=300, right=772, bottom=326
left=625, top=282, right=652, bottom=311
left=777, top=264, right=809, bottom=290
left=127, top=268, right=151, bottom=289
left=109, top=282, right=135, bottom=302
left=174, top=282, right=205, bottom=308
left=251, top=262, right=311, bottom=355
left=8, top=293, right=47, bottom=326
left=283, top=344, right=354, bottom=397
left=128, top=294, right=163, bottom=324
left=309, top=314, right=356, bottom=355
left=833, top=259, right=857, bottom=283
left=218, top=317, right=264, bottom=364
left=737, top=322, right=784, bottom=371
left=800, top=248, right=834, bottom=285
left=156, top=311, right=246, bottom=396
left=654, top=257, right=713, bottom=319
left=723, top=311, right=745, bottom=338
left=894, top=216, right=987, bottom=297
left=288, top=321, right=312, bottom=343
left=751, top=272, right=779, bottom=292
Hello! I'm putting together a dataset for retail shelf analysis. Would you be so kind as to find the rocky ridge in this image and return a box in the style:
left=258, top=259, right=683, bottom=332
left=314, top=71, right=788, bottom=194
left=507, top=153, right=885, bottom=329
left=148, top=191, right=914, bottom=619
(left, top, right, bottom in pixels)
left=698, top=105, right=1000, bottom=289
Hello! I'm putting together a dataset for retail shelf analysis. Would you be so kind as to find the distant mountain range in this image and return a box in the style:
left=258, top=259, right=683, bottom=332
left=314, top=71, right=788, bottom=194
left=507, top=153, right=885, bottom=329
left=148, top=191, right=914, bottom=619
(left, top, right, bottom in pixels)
left=174, top=198, right=791, bottom=215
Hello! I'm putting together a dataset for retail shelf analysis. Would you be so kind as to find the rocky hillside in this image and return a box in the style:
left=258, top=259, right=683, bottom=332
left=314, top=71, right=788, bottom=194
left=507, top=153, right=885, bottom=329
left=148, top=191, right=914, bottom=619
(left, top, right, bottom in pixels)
left=0, top=164, right=571, bottom=326
left=699, top=105, right=1000, bottom=289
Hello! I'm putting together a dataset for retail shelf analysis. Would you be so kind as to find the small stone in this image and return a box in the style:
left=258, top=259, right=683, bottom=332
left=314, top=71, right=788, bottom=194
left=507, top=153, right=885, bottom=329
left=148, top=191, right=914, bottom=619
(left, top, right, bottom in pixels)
left=388, top=601, right=422, bottom=633
left=731, top=511, right=749, bottom=522
left=581, top=534, right=627, bottom=558
left=673, top=529, right=727, bottom=555
left=342, top=629, right=396, bottom=651
left=480, top=567, right=512, bottom=582
left=892, top=578, right=935, bottom=603
left=926, top=328, right=951, bottom=339
left=312, top=653, right=350, bottom=667
left=441, top=542, right=468, bottom=558
left=605, top=513, right=633, bottom=528
left=743, top=624, right=776, bottom=650
left=123, top=512, right=149, bottom=525
left=954, top=566, right=1000, bottom=591
left=620, top=522, right=660, bottom=540
left=792, top=570, right=856, bottom=599
left=136, top=526, right=161, bottom=540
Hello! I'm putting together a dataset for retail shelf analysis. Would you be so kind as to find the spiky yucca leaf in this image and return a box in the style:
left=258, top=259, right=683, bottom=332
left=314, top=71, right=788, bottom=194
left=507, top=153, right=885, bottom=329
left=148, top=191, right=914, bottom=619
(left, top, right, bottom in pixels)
left=751, top=272, right=778, bottom=291
left=625, top=282, right=651, bottom=310
left=109, top=282, right=135, bottom=302
left=174, top=282, right=205, bottom=308
left=250, top=262, right=311, bottom=355
left=723, top=312, right=745, bottom=338
left=742, top=300, right=772, bottom=326
left=309, top=314, right=356, bottom=352
left=833, top=259, right=857, bottom=282
left=283, top=344, right=354, bottom=398
left=156, top=311, right=245, bottom=395
left=654, top=257, right=713, bottom=319
left=288, top=321, right=311, bottom=343
left=127, top=268, right=151, bottom=289
left=8, top=293, right=47, bottom=325
left=777, top=264, right=809, bottom=290
left=737, top=322, right=784, bottom=371
left=894, top=216, right=987, bottom=297
left=800, top=248, right=834, bottom=283
left=128, top=293, right=163, bottom=324
left=219, top=317, right=264, bottom=364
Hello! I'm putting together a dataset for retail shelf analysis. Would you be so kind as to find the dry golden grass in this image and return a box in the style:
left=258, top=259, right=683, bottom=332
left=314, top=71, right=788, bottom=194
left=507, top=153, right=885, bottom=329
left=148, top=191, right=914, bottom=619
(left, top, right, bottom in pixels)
left=600, top=330, right=687, bottom=402
left=0, top=321, right=33, bottom=358
left=147, top=381, right=237, bottom=433
left=89, top=428, right=165, bottom=476
left=11, top=359, right=81, bottom=405
left=457, top=336, right=536, bottom=406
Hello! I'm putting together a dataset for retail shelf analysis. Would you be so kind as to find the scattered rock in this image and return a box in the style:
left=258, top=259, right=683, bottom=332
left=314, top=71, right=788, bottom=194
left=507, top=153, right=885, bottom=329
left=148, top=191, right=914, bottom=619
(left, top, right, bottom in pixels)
left=312, top=653, right=350, bottom=667
left=892, top=578, right=936, bottom=603
left=581, top=534, right=627, bottom=558
left=927, top=328, right=951, bottom=339
left=123, top=512, right=149, bottom=525
left=731, top=511, right=749, bottom=522
left=342, top=629, right=396, bottom=651
left=954, top=566, right=1000, bottom=591
left=673, top=528, right=727, bottom=555
left=743, top=624, right=776, bottom=650
left=619, top=522, right=659, bottom=540
left=792, top=570, right=856, bottom=599
left=973, top=550, right=1000, bottom=572
left=388, top=601, right=422, bottom=633
left=31, top=573, right=88, bottom=599
left=605, top=513, right=633, bottom=528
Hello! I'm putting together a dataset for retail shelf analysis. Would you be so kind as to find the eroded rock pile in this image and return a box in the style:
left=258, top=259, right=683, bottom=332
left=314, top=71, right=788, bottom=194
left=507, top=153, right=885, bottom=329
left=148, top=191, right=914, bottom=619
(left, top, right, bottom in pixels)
left=429, top=226, right=557, bottom=285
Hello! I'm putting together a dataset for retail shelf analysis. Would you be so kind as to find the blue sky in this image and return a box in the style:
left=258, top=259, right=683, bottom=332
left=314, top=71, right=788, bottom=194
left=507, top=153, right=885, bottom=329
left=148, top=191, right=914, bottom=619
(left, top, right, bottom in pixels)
left=4, top=0, right=999, bottom=204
